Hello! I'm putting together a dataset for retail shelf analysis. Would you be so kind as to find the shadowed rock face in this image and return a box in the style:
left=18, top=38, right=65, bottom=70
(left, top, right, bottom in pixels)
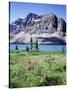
left=57, top=17, right=66, bottom=32
left=9, top=12, right=66, bottom=44
left=39, top=37, right=66, bottom=44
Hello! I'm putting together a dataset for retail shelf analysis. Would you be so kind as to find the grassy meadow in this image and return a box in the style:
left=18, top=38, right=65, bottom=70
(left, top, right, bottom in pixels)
left=9, top=50, right=66, bottom=88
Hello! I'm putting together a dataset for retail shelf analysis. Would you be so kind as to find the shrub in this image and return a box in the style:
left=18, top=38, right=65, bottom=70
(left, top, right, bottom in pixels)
left=63, top=65, right=66, bottom=71
left=55, top=66, right=63, bottom=72
left=45, top=75, right=64, bottom=85
left=39, top=74, right=64, bottom=86
left=10, top=51, right=66, bottom=87
left=54, top=65, right=66, bottom=72
left=22, top=60, right=38, bottom=70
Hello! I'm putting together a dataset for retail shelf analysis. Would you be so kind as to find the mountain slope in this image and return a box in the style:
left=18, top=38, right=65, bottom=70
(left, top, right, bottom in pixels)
left=9, top=12, right=66, bottom=44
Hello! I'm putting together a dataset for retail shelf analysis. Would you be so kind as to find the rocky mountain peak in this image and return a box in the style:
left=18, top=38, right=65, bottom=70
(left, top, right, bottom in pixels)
left=25, top=12, right=38, bottom=21
left=13, top=18, right=23, bottom=25
left=9, top=12, right=66, bottom=44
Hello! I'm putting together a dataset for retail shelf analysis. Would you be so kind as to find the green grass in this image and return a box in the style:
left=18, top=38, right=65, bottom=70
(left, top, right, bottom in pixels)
left=9, top=50, right=66, bottom=88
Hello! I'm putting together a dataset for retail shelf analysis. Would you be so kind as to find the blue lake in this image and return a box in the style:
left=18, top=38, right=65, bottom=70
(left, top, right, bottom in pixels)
left=9, top=44, right=66, bottom=52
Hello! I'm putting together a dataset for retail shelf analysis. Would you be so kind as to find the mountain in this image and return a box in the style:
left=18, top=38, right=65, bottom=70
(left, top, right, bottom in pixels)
left=9, top=12, right=66, bottom=44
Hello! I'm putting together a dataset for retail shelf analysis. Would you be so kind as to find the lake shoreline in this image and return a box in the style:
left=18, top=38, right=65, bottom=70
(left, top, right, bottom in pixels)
left=9, top=44, right=66, bottom=52
left=9, top=43, right=66, bottom=45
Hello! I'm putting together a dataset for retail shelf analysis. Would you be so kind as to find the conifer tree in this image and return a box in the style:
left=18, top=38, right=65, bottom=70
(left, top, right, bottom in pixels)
left=26, top=46, right=29, bottom=51
left=35, top=38, right=39, bottom=51
left=15, top=45, right=18, bottom=50
left=30, top=37, right=33, bottom=50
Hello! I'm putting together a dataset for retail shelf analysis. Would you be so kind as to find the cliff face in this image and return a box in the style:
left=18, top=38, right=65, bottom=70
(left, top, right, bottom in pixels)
left=9, top=13, right=66, bottom=44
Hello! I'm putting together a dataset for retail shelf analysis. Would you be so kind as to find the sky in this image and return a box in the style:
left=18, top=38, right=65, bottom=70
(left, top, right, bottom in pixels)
left=9, top=2, right=66, bottom=23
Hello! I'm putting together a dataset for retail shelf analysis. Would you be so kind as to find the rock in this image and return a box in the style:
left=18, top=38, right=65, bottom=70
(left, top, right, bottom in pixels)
left=57, top=17, right=66, bottom=32
left=9, top=12, right=66, bottom=44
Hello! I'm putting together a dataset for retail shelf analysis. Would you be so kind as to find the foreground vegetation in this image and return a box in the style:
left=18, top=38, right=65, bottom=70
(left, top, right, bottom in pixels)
left=9, top=50, right=66, bottom=88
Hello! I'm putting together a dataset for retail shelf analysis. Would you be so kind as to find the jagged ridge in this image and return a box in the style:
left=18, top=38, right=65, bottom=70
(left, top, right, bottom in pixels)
left=9, top=12, right=66, bottom=44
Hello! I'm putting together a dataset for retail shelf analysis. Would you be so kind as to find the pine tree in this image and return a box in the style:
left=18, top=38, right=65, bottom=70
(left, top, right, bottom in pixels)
left=26, top=46, right=29, bottom=51
left=15, top=45, right=18, bottom=50
left=30, top=37, right=33, bottom=50
left=62, top=46, right=65, bottom=53
left=35, top=38, right=39, bottom=51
